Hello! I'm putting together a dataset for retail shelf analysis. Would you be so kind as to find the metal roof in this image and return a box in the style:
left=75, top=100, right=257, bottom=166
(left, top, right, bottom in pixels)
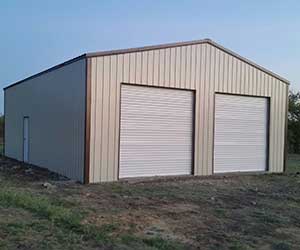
left=4, top=39, right=289, bottom=90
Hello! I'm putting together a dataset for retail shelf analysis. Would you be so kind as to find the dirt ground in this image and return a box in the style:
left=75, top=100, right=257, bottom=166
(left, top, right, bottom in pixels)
left=0, top=157, right=300, bottom=250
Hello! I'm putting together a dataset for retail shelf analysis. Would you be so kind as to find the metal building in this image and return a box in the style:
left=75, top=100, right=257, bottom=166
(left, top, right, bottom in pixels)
left=4, top=39, right=289, bottom=183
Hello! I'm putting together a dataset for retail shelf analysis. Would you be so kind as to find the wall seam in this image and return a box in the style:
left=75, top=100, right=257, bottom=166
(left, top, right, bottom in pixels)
left=84, top=58, right=92, bottom=184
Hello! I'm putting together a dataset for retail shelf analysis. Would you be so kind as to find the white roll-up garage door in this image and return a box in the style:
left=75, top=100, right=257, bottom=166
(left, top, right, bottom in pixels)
left=214, top=94, right=268, bottom=173
left=119, top=85, right=194, bottom=178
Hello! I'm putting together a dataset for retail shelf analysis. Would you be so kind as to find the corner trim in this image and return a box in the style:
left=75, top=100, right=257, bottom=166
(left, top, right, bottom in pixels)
left=266, top=97, right=271, bottom=172
left=3, top=91, right=6, bottom=156
left=283, top=84, right=289, bottom=172
left=84, top=58, right=92, bottom=184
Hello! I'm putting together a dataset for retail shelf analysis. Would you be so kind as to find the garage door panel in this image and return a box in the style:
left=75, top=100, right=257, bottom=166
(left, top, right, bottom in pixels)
left=214, top=137, right=267, bottom=144
left=215, top=120, right=267, bottom=126
left=214, top=94, right=268, bottom=173
left=214, top=163, right=266, bottom=173
left=119, top=85, right=194, bottom=178
left=120, top=123, right=193, bottom=130
left=214, top=158, right=266, bottom=164
left=215, top=145, right=267, bottom=153
left=121, top=112, right=193, bottom=120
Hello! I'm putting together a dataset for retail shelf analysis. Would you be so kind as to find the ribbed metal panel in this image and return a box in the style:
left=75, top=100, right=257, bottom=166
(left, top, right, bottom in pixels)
left=119, top=85, right=193, bottom=178
left=214, top=94, right=268, bottom=173
left=5, top=59, right=86, bottom=182
left=89, top=43, right=288, bottom=183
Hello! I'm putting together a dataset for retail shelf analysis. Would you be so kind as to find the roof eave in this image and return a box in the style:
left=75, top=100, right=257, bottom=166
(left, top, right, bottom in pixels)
left=3, top=54, right=87, bottom=91
left=3, top=38, right=290, bottom=91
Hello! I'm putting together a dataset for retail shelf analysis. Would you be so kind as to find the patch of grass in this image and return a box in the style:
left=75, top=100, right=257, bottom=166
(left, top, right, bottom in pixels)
left=0, top=188, right=185, bottom=249
left=81, top=223, right=118, bottom=246
left=214, top=207, right=228, bottom=217
left=229, top=241, right=251, bottom=250
left=287, top=154, right=300, bottom=173
left=120, top=234, right=184, bottom=250
left=0, top=219, right=92, bottom=250
left=1, top=155, right=300, bottom=249
left=117, top=183, right=213, bottom=204
left=251, top=210, right=282, bottom=224
left=142, top=237, right=184, bottom=250
left=0, top=143, right=4, bottom=155
left=272, top=242, right=292, bottom=250
left=0, top=188, right=83, bottom=231
left=0, top=188, right=118, bottom=245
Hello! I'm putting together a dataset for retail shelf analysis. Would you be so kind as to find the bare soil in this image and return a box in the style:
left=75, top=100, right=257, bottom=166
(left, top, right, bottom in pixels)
left=0, top=156, right=300, bottom=249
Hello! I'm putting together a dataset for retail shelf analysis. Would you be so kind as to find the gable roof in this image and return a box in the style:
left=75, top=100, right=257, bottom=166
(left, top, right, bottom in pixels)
left=4, top=39, right=289, bottom=90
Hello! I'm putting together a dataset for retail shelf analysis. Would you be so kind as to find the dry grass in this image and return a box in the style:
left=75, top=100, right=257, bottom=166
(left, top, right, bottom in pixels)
left=0, top=156, right=299, bottom=249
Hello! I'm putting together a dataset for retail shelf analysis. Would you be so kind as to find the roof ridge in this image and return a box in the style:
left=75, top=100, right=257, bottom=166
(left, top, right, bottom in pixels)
left=4, top=38, right=289, bottom=90
left=85, top=38, right=289, bottom=84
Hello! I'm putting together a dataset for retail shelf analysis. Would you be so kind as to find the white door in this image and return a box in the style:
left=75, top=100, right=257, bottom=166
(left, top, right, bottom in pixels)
left=119, top=85, right=194, bottom=178
left=23, top=117, right=29, bottom=162
left=214, top=94, right=268, bottom=173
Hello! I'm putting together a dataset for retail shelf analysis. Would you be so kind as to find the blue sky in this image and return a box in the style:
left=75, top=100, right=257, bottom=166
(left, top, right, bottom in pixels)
left=0, top=1, right=299, bottom=113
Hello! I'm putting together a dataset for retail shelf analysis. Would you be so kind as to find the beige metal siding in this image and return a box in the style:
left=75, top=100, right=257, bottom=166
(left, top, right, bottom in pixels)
left=5, top=59, right=86, bottom=182
left=89, top=43, right=288, bottom=183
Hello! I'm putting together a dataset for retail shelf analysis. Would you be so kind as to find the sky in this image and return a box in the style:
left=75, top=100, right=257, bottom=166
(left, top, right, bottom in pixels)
left=0, top=0, right=299, bottom=113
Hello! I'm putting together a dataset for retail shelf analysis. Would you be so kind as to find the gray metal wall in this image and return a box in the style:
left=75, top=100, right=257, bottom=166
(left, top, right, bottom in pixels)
left=5, top=59, right=86, bottom=182
left=88, top=42, right=288, bottom=183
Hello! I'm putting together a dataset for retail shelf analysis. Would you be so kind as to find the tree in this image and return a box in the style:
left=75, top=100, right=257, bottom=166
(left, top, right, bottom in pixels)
left=288, top=90, right=300, bottom=153
left=0, top=115, right=3, bottom=139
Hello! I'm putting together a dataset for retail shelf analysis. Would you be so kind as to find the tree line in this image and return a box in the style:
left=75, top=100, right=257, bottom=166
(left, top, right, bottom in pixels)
left=288, top=90, right=300, bottom=153
left=0, top=115, right=3, bottom=142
